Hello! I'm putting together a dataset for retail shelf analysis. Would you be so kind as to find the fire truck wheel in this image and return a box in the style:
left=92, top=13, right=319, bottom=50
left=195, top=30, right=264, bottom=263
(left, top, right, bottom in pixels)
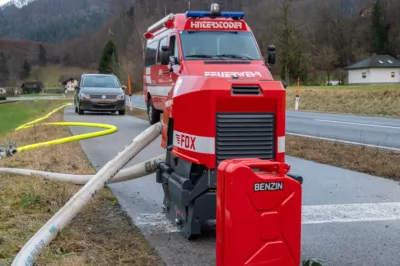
left=147, top=98, right=161, bottom=125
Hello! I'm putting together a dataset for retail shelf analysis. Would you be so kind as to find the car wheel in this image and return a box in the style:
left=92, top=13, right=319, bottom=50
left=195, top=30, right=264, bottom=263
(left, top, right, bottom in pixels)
left=118, top=110, right=125, bottom=116
left=147, top=98, right=160, bottom=125
left=78, top=104, right=84, bottom=115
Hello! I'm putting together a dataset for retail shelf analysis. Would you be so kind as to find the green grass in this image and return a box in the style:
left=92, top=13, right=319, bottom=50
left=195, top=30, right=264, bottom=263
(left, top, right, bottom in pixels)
left=287, top=84, right=400, bottom=91
left=0, top=100, right=72, bottom=136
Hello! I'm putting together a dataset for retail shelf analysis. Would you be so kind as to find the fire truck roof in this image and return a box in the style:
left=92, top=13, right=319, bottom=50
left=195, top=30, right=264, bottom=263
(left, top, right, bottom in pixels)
left=144, top=8, right=249, bottom=39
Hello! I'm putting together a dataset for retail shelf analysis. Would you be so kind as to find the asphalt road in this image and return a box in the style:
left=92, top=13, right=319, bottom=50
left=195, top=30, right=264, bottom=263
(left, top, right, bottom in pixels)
left=126, top=95, right=400, bottom=151
left=64, top=106, right=400, bottom=266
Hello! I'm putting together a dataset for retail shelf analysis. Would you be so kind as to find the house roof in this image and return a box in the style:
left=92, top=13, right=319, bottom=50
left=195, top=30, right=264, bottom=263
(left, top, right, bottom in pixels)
left=345, top=54, right=400, bottom=70
left=62, top=77, right=79, bottom=85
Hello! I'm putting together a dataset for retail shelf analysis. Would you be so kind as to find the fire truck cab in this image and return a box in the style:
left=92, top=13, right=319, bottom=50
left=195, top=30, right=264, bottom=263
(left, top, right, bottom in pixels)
left=143, top=4, right=277, bottom=124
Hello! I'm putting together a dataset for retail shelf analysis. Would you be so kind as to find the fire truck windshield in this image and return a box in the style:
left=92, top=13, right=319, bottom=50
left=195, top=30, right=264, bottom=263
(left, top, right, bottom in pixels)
left=180, top=31, right=262, bottom=60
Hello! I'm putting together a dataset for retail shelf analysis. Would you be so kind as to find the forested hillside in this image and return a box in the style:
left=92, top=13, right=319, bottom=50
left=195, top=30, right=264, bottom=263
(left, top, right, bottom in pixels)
left=70, top=0, right=398, bottom=88
left=0, top=0, right=131, bottom=43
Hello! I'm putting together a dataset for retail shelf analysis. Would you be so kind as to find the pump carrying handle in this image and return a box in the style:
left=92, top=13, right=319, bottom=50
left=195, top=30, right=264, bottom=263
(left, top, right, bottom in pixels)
left=231, top=159, right=290, bottom=177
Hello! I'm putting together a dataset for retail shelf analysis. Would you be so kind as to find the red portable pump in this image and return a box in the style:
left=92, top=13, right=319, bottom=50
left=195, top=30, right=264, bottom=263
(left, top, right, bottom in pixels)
left=145, top=3, right=303, bottom=264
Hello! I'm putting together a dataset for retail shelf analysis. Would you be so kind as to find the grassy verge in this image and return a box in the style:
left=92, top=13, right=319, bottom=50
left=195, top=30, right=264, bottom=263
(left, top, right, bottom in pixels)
left=0, top=100, right=72, bottom=136
left=20, top=93, right=65, bottom=97
left=125, top=107, right=400, bottom=180
left=285, top=85, right=400, bottom=117
left=286, top=84, right=400, bottom=91
left=286, top=135, right=400, bottom=180
left=0, top=103, right=162, bottom=265
left=125, top=108, right=148, bottom=120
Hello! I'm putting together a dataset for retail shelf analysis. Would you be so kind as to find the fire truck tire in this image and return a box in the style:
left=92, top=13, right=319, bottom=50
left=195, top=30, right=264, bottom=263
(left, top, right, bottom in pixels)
left=147, top=98, right=161, bottom=125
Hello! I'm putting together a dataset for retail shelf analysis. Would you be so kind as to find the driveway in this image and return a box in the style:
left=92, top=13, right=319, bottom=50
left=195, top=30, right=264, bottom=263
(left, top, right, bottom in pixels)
left=64, top=106, right=400, bottom=266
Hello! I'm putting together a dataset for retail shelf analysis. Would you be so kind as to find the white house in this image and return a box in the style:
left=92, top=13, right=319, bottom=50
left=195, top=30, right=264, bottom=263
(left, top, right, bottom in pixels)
left=345, top=54, right=400, bottom=84
left=62, top=78, right=79, bottom=92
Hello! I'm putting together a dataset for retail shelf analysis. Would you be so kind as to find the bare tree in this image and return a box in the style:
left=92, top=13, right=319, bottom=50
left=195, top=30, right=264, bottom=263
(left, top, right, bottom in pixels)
left=315, top=45, right=338, bottom=82
left=277, top=0, right=294, bottom=85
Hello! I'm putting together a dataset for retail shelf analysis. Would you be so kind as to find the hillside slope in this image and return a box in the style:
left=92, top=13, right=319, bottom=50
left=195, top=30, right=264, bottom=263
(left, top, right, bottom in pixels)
left=0, top=0, right=132, bottom=43
left=0, top=39, right=60, bottom=63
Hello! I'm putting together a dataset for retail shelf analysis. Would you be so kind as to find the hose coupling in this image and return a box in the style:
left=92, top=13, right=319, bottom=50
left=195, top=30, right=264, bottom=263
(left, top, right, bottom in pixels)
left=0, top=141, right=18, bottom=158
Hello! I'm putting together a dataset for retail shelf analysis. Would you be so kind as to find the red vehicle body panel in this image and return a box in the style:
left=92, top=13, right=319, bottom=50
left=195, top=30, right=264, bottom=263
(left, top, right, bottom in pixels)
left=161, top=77, right=286, bottom=170
left=216, top=159, right=302, bottom=266
left=143, top=14, right=272, bottom=112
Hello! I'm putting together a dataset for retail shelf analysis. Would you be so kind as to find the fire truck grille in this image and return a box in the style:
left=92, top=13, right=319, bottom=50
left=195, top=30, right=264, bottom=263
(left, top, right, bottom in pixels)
left=216, top=113, right=275, bottom=165
left=231, top=85, right=261, bottom=95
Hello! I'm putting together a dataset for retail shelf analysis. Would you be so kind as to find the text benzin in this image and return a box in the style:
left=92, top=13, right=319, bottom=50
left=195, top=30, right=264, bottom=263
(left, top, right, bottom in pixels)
left=254, top=182, right=284, bottom=191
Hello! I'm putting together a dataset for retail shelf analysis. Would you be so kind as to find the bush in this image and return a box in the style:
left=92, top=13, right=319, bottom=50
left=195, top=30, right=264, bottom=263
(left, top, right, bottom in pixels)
left=0, top=96, right=7, bottom=100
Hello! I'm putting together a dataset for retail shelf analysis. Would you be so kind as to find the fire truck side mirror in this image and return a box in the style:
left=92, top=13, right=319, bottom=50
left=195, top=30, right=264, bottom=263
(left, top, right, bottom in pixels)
left=267, top=45, right=276, bottom=65
left=170, top=56, right=179, bottom=65
left=160, top=45, right=170, bottom=65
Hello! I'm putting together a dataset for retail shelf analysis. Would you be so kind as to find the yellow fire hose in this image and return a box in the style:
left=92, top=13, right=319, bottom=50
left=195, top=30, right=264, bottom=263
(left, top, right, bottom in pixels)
left=13, top=103, right=117, bottom=153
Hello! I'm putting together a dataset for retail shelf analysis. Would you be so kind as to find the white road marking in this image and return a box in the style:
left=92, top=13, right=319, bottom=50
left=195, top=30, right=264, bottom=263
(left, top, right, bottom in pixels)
left=315, top=119, right=400, bottom=130
left=133, top=202, right=400, bottom=234
left=286, top=132, right=400, bottom=152
left=303, top=202, right=400, bottom=224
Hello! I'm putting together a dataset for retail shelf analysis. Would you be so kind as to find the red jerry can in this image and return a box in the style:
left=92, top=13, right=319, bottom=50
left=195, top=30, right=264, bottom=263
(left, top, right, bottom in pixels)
left=216, top=159, right=302, bottom=266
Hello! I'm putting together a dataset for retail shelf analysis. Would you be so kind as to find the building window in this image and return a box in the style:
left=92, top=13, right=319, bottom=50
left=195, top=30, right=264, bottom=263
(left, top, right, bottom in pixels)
left=391, top=72, right=395, bottom=78
left=362, top=72, right=366, bottom=78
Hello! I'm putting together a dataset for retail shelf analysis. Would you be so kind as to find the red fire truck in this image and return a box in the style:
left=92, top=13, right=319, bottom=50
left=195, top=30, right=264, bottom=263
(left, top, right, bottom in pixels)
left=143, top=4, right=277, bottom=124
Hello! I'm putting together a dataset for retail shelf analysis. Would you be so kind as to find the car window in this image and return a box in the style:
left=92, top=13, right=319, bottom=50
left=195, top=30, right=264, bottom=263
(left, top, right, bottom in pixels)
left=81, top=76, right=120, bottom=88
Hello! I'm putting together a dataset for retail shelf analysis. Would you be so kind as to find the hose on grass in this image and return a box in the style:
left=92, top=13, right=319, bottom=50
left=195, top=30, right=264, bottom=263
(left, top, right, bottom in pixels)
left=4, top=102, right=165, bottom=265
left=12, top=121, right=163, bottom=266
left=13, top=103, right=117, bottom=153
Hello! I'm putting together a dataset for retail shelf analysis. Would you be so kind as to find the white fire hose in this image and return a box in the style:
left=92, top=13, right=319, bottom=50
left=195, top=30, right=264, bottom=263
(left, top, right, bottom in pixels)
left=11, top=121, right=162, bottom=266
left=0, top=153, right=166, bottom=185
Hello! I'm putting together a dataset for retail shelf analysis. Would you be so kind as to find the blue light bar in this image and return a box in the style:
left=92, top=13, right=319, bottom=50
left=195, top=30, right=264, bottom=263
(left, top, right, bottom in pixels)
left=185, top=11, right=245, bottom=19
